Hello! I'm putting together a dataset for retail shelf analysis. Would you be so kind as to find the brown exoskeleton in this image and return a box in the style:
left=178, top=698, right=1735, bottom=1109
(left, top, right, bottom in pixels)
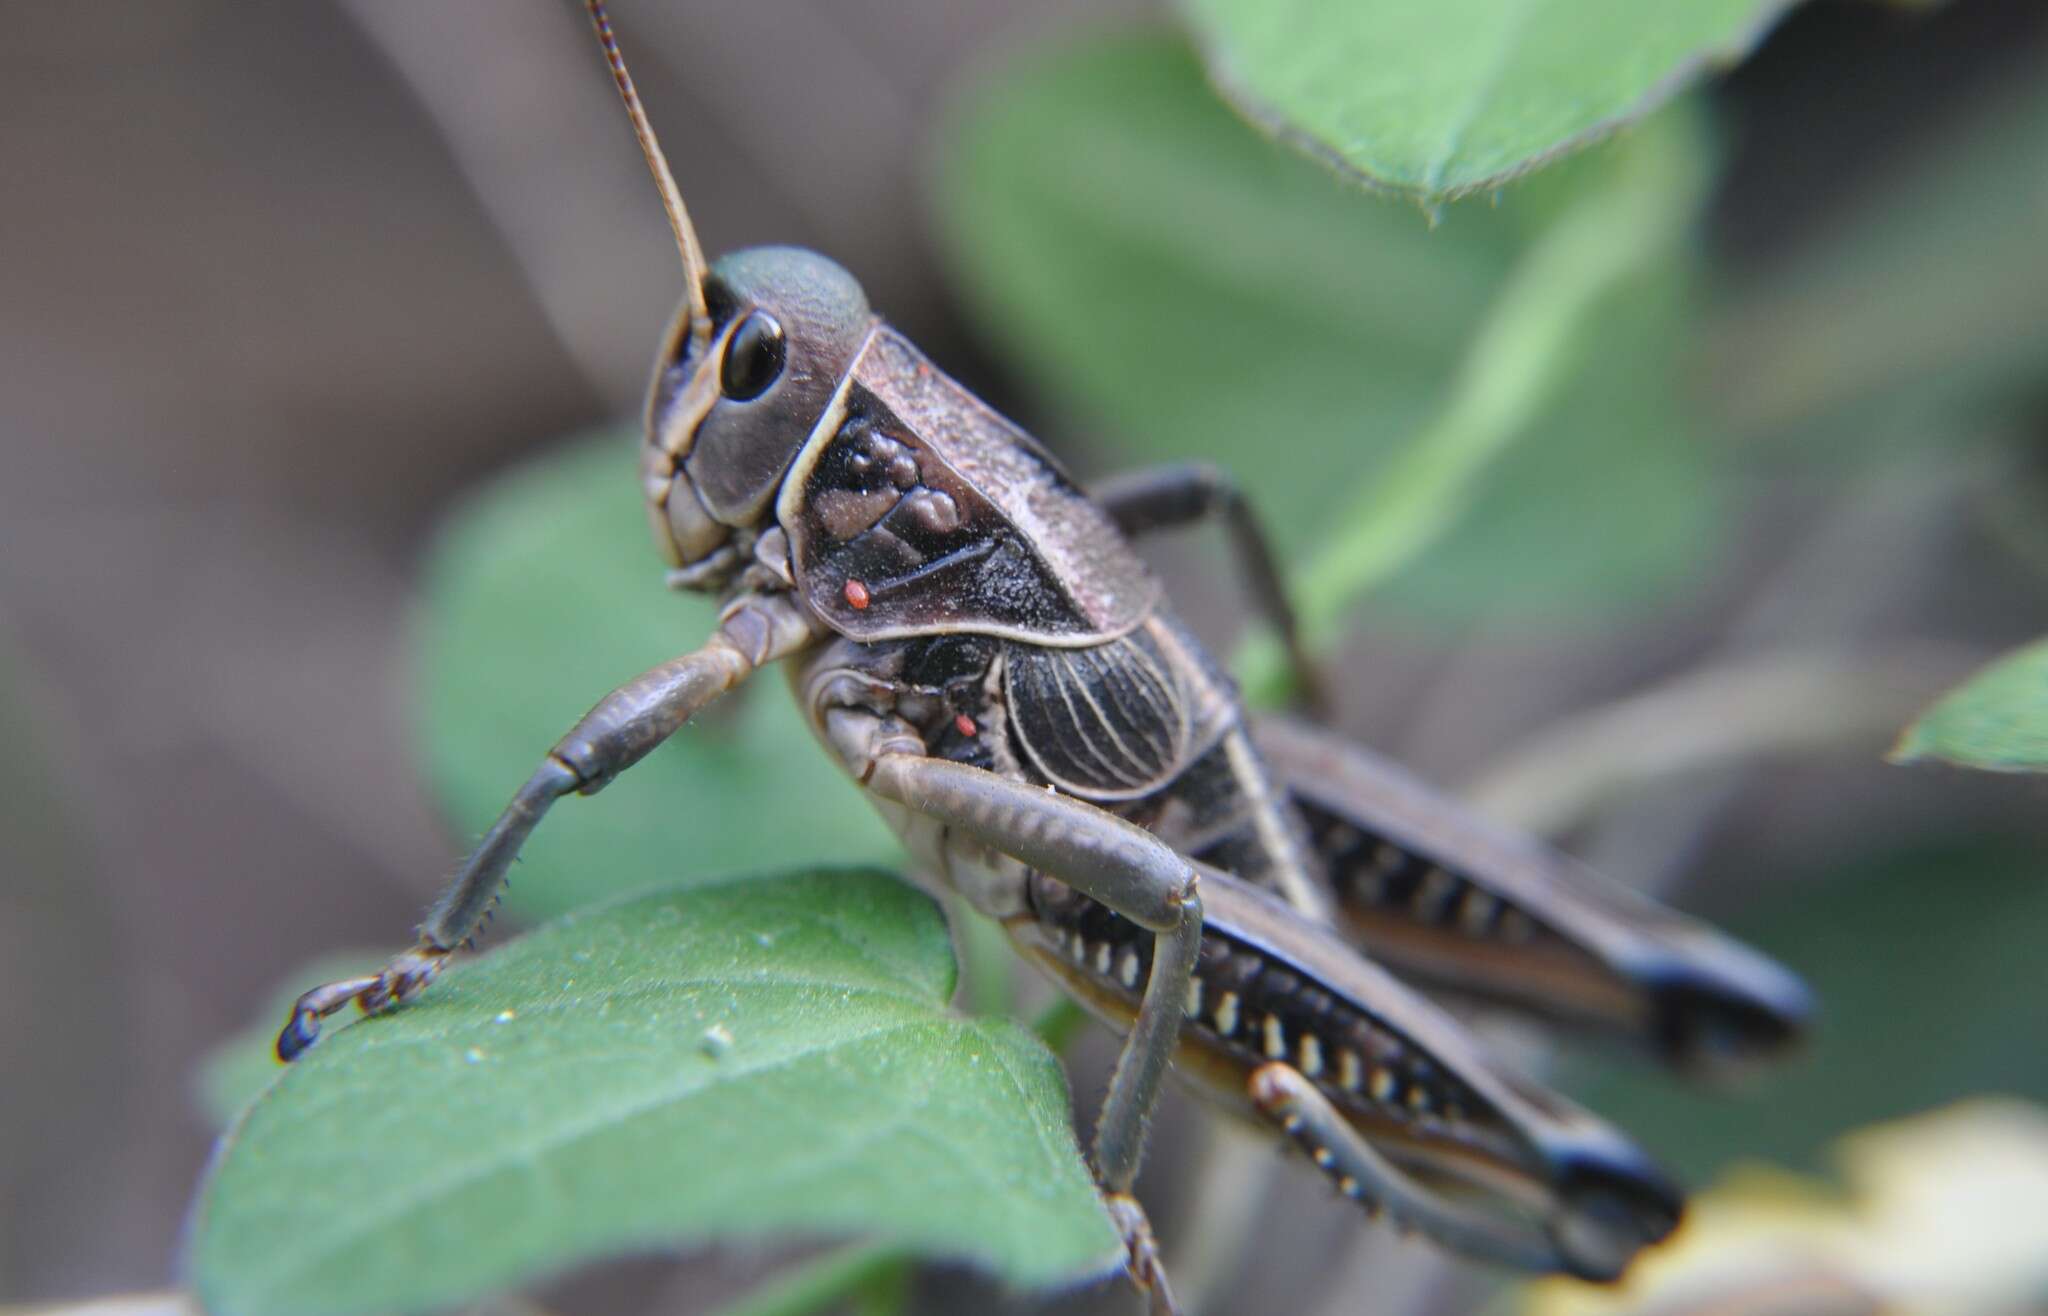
left=277, top=5, right=1813, bottom=1310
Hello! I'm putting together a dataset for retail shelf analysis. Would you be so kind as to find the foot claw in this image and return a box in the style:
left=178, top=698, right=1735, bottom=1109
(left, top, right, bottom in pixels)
left=272, top=947, right=448, bottom=1062
left=275, top=1007, right=326, bottom=1063
left=1106, top=1193, right=1181, bottom=1316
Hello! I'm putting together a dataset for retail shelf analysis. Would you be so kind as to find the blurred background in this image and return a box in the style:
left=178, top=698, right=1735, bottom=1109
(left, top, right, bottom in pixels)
left=4, top=1, right=2048, bottom=1313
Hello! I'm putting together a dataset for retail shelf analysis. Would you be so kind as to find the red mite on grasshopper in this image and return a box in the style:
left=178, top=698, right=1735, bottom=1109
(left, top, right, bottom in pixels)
left=278, top=4, right=1812, bottom=1309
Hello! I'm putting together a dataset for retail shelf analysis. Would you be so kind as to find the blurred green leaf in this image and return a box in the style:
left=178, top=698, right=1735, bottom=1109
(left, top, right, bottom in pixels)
left=1282, top=120, right=1710, bottom=652
left=935, top=34, right=1722, bottom=625
left=1566, top=840, right=2048, bottom=1184
left=1892, top=637, right=2048, bottom=773
left=188, top=871, right=1119, bottom=1316
left=417, top=437, right=897, bottom=919
left=1711, top=48, right=2048, bottom=447
left=1178, top=0, right=1791, bottom=202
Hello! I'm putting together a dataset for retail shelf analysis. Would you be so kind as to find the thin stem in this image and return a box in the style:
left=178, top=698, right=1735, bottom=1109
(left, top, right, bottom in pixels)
left=952, top=900, right=1016, bottom=1020
left=1031, top=996, right=1089, bottom=1054
left=700, top=1242, right=910, bottom=1316
left=1237, top=134, right=1693, bottom=706
left=1458, top=645, right=1973, bottom=836
left=852, top=1255, right=913, bottom=1316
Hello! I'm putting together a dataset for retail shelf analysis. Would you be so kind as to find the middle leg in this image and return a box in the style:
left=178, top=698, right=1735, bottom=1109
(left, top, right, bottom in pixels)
left=843, top=724, right=1203, bottom=1313
left=1093, top=461, right=1330, bottom=716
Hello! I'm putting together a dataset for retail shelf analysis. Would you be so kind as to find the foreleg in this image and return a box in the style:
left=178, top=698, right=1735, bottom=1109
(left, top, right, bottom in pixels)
left=275, top=596, right=814, bottom=1060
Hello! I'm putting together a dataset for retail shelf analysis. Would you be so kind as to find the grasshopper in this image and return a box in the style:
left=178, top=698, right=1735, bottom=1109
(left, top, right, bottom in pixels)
left=277, top=5, right=1812, bottom=1309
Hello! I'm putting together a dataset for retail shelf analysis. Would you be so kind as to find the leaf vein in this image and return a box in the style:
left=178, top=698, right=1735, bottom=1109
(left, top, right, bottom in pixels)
left=243, top=1015, right=935, bottom=1297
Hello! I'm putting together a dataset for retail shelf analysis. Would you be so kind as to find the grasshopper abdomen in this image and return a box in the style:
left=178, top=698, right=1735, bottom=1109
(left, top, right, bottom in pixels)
left=1011, top=865, right=1683, bottom=1280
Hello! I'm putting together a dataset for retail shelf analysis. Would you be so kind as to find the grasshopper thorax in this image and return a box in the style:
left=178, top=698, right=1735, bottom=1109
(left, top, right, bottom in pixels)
left=642, top=246, right=873, bottom=586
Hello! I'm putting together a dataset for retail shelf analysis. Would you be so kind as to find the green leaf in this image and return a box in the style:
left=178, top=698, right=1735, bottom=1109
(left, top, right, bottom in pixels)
left=1564, top=840, right=2048, bottom=1184
left=1178, top=0, right=1791, bottom=202
left=188, top=871, right=1120, bottom=1316
left=934, top=34, right=1722, bottom=625
left=1893, top=637, right=2048, bottom=773
left=417, top=437, right=897, bottom=919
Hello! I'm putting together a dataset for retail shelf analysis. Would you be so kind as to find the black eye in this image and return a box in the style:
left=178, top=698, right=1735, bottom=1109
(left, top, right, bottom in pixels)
left=720, top=311, right=786, bottom=401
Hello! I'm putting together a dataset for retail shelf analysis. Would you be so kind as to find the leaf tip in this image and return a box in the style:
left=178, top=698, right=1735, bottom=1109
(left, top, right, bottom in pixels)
left=1886, top=723, right=1931, bottom=767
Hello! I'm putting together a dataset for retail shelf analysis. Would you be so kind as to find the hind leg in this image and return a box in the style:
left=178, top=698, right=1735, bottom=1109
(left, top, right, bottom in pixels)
left=1095, top=462, right=1329, bottom=716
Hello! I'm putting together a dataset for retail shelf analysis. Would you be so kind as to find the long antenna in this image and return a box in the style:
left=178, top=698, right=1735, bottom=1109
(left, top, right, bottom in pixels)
left=585, top=0, right=712, bottom=348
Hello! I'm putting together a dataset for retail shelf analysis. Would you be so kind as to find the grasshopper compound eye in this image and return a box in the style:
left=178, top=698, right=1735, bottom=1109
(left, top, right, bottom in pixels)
left=720, top=311, right=785, bottom=401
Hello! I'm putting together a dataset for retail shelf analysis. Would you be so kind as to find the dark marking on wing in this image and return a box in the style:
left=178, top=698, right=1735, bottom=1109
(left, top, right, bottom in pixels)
left=784, top=327, right=1158, bottom=644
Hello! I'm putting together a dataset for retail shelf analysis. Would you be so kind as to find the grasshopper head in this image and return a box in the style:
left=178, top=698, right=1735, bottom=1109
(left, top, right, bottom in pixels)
left=581, top=5, right=873, bottom=587
left=641, top=246, right=873, bottom=583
